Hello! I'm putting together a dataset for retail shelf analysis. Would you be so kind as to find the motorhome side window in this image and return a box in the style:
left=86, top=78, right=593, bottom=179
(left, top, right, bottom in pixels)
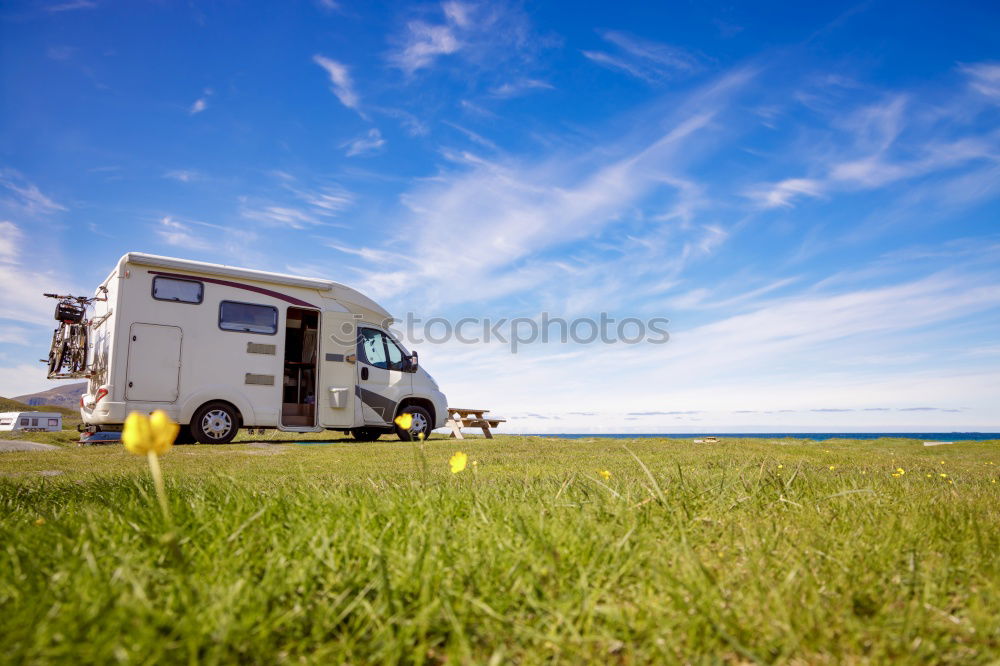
left=358, top=328, right=388, bottom=368
left=385, top=336, right=406, bottom=371
left=219, top=301, right=278, bottom=334
left=152, top=276, right=204, bottom=303
left=358, top=328, right=407, bottom=370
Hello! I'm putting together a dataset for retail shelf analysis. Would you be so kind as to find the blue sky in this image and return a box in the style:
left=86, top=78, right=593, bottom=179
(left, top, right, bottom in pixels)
left=1, top=0, right=998, bottom=432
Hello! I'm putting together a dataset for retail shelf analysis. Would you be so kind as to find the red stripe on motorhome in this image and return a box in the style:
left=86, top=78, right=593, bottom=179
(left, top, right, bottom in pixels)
left=149, top=270, right=318, bottom=308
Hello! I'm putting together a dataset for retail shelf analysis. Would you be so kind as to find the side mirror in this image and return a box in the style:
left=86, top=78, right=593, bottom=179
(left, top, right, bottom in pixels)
left=408, top=350, right=419, bottom=373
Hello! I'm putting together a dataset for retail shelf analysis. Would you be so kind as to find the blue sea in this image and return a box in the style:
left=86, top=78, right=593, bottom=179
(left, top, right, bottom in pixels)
left=525, top=433, right=1000, bottom=441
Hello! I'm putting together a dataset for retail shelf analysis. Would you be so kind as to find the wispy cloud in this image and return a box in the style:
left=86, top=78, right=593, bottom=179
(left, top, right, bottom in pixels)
left=748, top=85, right=1000, bottom=209
left=489, top=78, right=553, bottom=98
left=0, top=169, right=66, bottom=215
left=343, top=128, right=386, bottom=156
left=391, top=20, right=461, bottom=74
left=313, top=55, right=363, bottom=116
left=388, top=2, right=538, bottom=76
left=45, top=0, right=98, bottom=12
left=747, top=178, right=823, bottom=208
left=0, top=221, right=21, bottom=263
left=961, top=61, right=1000, bottom=100
left=341, top=68, right=754, bottom=307
left=583, top=30, right=701, bottom=83
left=156, top=216, right=212, bottom=251
left=189, top=88, right=212, bottom=115
left=240, top=174, right=354, bottom=229
left=163, top=169, right=201, bottom=183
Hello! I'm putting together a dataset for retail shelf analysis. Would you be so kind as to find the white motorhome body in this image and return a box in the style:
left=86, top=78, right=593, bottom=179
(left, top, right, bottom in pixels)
left=0, top=412, right=62, bottom=432
left=77, top=253, right=447, bottom=443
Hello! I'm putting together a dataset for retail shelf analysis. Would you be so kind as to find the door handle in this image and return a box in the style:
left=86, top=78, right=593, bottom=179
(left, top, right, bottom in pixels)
left=361, top=367, right=369, bottom=381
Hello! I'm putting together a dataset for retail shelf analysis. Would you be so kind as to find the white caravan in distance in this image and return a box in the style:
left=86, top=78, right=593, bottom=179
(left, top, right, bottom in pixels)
left=0, top=412, right=63, bottom=432
left=67, top=253, right=447, bottom=443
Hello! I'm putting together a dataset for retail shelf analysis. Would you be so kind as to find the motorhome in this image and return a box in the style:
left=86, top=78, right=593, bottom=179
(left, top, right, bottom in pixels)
left=61, top=253, right=448, bottom=443
left=0, top=412, right=63, bottom=432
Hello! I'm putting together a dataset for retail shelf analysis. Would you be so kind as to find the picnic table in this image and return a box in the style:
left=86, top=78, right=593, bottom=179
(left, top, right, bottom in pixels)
left=445, top=408, right=506, bottom=440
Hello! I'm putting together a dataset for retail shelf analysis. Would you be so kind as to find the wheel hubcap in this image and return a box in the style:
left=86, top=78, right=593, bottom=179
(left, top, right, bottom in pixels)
left=408, top=413, right=428, bottom=437
left=202, top=409, right=232, bottom=440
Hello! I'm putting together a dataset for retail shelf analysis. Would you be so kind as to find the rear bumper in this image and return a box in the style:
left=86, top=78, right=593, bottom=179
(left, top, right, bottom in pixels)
left=81, top=400, right=127, bottom=425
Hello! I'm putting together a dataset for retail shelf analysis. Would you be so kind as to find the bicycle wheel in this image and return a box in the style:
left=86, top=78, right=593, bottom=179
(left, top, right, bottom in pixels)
left=47, top=328, right=64, bottom=376
left=69, top=324, right=88, bottom=374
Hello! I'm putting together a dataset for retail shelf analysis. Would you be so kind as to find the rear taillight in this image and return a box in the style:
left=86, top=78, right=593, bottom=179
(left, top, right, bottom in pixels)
left=95, top=388, right=108, bottom=403
left=80, top=396, right=84, bottom=408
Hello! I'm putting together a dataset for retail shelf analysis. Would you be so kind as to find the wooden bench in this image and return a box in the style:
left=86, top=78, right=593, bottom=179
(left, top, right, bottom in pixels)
left=446, top=408, right=506, bottom=440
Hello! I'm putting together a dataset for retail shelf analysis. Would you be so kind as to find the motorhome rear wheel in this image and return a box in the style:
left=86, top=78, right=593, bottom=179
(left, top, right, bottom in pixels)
left=191, top=402, right=241, bottom=444
left=350, top=427, right=384, bottom=442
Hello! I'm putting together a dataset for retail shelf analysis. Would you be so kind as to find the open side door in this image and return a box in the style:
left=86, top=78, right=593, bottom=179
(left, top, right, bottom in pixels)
left=318, top=311, right=358, bottom=428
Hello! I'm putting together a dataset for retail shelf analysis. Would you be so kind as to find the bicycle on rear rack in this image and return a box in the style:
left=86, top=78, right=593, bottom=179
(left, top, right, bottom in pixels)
left=41, top=292, right=105, bottom=379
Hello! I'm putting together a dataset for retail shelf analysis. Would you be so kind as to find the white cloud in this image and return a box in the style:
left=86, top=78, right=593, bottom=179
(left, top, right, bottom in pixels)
left=747, top=178, right=824, bottom=208
left=489, top=78, right=553, bottom=98
left=388, top=2, right=537, bottom=75
left=583, top=30, right=700, bottom=83
left=748, top=89, right=1000, bottom=208
left=188, top=88, right=212, bottom=115
left=0, top=220, right=21, bottom=262
left=0, top=169, right=66, bottom=216
left=406, top=265, right=1000, bottom=432
left=961, top=61, right=1000, bottom=100
left=391, top=20, right=461, bottom=74
left=45, top=0, right=98, bottom=12
left=163, top=169, right=200, bottom=183
left=313, top=55, right=362, bottom=114
left=340, top=69, right=754, bottom=307
left=156, top=216, right=212, bottom=251
left=343, top=128, right=386, bottom=157
left=240, top=176, right=354, bottom=229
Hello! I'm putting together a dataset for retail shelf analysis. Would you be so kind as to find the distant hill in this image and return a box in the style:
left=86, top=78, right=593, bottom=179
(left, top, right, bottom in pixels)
left=13, top=382, right=87, bottom=409
left=0, top=397, right=33, bottom=412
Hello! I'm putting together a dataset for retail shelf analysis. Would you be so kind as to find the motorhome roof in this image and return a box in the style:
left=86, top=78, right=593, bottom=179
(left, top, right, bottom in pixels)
left=117, top=252, right=393, bottom=321
left=123, top=252, right=335, bottom=290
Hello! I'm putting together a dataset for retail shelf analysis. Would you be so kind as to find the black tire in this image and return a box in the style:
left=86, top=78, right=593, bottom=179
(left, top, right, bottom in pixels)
left=190, top=402, right=241, bottom=444
left=47, top=328, right=64, bottom=377
left=68, top=325, right=88, bottom=374
left=395, top=405, right=432, bottom=441
left=350, top=427, right=384, bottom=442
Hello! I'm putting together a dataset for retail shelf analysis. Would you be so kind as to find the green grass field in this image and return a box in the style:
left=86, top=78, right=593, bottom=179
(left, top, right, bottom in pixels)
left=2, top=435, right=998, bottom=664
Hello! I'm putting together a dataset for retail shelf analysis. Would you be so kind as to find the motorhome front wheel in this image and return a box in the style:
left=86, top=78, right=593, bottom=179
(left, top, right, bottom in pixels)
left=191, top=402, right=240, bottom=444
left=395, top=406, right=432, bottom=441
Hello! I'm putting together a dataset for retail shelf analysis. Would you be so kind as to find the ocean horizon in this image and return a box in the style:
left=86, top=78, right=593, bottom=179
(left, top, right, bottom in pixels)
left=519, top=433, right=1000, bottom=441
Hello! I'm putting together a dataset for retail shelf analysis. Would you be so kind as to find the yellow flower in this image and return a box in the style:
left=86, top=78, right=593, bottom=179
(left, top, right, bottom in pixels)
left=394, top=412, right=413, bottom=430
left=892, top=473, right=901, bottom=478
left=895, top=468, right=905, bottom=475
left=123, top=410, right=178, bottom=455
left=829, top=465, right=836, bottom=471
left=939, top=473, right=948, bottom=478
left=777, top=464, right=784, bottom=469
left=34, top=517, right=46, bottom=526
left=450, top=451, right=468, bottom=474
left=926, top=473, right=932, bottom=478
left=599, top=469, right=611, bottom=480
left=472, top=460, right=478, bottom=466
left=940, top=460, right=945, bottom=464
